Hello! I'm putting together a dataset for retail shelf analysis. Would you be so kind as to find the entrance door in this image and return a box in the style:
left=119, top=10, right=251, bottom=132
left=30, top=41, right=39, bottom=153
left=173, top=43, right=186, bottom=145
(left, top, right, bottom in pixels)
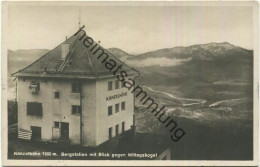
left=31, top=126, right=41, bottom=140
left=60, top=122, right=69, bottom=140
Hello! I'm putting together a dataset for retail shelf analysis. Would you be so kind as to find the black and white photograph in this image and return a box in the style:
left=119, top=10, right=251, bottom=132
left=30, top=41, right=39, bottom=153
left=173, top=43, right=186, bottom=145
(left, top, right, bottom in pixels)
left=1, top=1, right=259, bottom=166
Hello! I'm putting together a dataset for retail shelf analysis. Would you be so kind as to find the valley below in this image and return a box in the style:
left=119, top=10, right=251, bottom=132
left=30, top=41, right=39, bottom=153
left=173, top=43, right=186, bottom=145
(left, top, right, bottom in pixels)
left=128, top=42, right=253, bottom=160
left=134, top=76, right=253, bottom=160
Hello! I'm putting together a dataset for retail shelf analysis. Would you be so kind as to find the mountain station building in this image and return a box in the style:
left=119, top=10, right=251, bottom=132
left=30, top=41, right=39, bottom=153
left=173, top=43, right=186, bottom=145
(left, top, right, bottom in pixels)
left=12, top=30, right=138, bottom=147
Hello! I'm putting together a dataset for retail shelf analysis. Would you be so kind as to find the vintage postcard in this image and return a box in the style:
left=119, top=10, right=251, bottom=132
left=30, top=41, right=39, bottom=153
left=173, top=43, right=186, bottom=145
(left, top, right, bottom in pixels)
left=1, top=1, right=259, bottom=166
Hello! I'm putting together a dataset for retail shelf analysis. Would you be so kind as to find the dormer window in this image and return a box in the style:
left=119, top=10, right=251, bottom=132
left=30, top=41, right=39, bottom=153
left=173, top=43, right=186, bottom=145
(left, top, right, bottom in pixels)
left=29, top=81, right=40, bottom=94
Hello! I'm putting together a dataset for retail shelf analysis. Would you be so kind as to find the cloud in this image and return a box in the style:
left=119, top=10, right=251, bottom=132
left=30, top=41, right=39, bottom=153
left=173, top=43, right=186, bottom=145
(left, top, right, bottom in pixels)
left=127, top=57, right=191, bottom=67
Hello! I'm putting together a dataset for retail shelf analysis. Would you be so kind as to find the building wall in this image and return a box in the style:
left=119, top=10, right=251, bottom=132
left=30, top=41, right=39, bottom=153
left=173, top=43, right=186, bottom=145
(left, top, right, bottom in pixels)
left=82, top=80, right=97, bottom=146
left=17, top=76, right=134, bottom=146
left=51, top=80, right=82, bottom=144
left=18, top=78, right=53, bottom=141
left=95, top=77, right=134, bottom=146
left=17, top=77, right=97, bottom=145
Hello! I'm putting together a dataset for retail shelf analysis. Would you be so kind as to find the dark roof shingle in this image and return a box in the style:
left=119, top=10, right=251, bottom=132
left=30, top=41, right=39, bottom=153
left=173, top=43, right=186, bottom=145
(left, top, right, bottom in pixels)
left=13, top=30, right=138, bottom=79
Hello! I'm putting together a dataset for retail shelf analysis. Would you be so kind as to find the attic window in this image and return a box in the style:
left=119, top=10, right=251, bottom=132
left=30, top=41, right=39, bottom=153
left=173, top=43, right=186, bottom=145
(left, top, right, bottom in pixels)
left=29, top=81, right=40, bottom=94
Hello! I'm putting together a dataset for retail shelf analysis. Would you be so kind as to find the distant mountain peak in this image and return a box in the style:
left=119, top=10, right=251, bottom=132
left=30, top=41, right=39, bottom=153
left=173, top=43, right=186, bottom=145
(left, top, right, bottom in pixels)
left=128, top=41, right=252, bottom=61
left=107, top=47, right=124, bottom=51
left=222, top=41, right=231, bottom=45
left=202, top=41, right=233, bottom=46
left=199, top=42, right=236, bottom=52
left=107, top=47, right=133, bottom=58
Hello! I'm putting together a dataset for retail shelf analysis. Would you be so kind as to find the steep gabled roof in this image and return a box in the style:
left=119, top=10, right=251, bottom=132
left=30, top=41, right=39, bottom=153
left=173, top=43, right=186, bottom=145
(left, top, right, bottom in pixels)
left=13, top=30, right=138, bottom=79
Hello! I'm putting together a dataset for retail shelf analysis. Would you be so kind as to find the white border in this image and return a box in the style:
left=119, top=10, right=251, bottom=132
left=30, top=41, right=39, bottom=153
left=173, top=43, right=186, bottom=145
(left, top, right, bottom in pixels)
left=1, top=1, right=259, bottom=166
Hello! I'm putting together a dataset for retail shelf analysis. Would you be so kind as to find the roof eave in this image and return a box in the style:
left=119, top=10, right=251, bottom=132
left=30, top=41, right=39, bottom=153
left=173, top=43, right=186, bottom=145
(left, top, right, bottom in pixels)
left=13, top=73, right=97, bottom=79
left=13, top=71, right=139, bottom=80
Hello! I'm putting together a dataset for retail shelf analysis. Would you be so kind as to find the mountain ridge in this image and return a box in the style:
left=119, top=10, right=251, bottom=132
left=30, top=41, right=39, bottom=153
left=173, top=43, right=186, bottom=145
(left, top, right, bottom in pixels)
left=7, top=42, right=252, bottom=61
left=128, top=42, right=253, bottom=61
left=7, top=42, right=253, bottom=102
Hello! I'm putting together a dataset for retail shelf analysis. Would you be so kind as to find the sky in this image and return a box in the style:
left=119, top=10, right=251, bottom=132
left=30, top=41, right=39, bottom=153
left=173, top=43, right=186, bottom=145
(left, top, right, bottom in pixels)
left=7, top=3, right=254, bottom=54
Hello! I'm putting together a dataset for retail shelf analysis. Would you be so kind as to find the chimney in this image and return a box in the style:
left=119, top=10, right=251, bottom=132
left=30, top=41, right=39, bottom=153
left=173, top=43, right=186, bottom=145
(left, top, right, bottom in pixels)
left=61, top=43, right=70, bottom=60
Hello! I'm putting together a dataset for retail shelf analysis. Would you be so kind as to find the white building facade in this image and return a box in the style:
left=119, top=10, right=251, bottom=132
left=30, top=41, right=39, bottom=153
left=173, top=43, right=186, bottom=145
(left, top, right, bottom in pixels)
left=17, top=75, right=134, bottom=146
left=14, top=31, right=136, bottom=147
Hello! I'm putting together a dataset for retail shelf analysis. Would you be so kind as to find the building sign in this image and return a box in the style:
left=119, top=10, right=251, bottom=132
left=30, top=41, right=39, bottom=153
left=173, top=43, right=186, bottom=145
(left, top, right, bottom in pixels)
left=106, top=92, right=127, bottom=101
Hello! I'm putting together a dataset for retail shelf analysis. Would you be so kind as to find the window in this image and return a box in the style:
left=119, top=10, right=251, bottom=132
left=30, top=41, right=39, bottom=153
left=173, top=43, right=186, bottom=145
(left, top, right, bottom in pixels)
left=54, top=92, right=60, bottom=99
left=30, top=81, right=40, bottom=89
left=72, top=105, right=81, bottom=115
left=109, top=127, right=113, bottom=139
left=122, top=122, right=125, bottom=132
left=115, top=80, right=119, bottom=89
left=115, top=103, right=119, bottom=113
left=116, top=124, right=119, bottom=136
left=27, top=102, right=43, bottom=116
left=29, top=81, right=40, bottom=94
left=108, top=106, right=113, bottom=116
left=108, top=81, right=113, bottom=91
left=72, top=83, right=81, bottom=93
left=121, top=81, right=125, bottom=88
left=54, top=122, right=60, bottom=128
left=121, top=102, right=126, bottom=111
